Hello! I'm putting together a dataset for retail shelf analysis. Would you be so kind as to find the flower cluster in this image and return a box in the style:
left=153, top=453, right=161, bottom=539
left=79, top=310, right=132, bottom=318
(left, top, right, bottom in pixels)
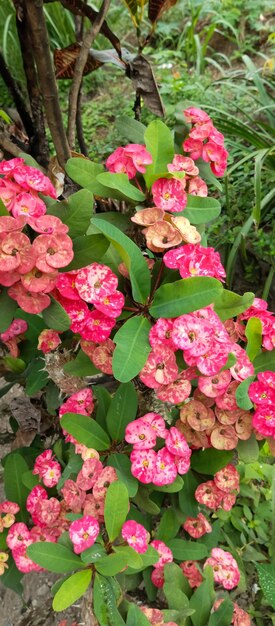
left=33, top=450, right=62, bottom=488
left=183, top=512, right=212, bottom=538
left=163, top=243, right=226, bottom=281
left=125, top=414, right=191, bottom=485
left=59, top=387, right=94, bottom=444
left=106, top=143, right=152, bottom=179
left=131, top=206, right=201, bottom=253
left=249, top=370, right=275, bottom=439
left=213, top=599, right=251, bottom=625
left=183, top=107, right=228, bottom=177
left=0, top=157, right=56, bottom=219
left=141, top=606, right=177, bottom=626
left=238, top=297, right=275, bottom=351
left=204, top=548, right=240, bottom=590
left=37, top=328, right=61, bottom=353
left=0, top=318, right=28, bottom=357
left=180, top=560, right=203, bottom=588
left=195, top=464, right=240, bottom=511
left=122, top=520, right=150, bottom=553
left=150, top=540, right=173, bottom=588
left=69, top=515, right=100, bottom=554
left=54, top=263, right=124, bottom=357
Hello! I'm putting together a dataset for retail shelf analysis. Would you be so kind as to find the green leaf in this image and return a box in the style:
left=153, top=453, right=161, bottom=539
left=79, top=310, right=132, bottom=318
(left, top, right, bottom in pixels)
left=92, top=217, right=151, bottom=304
left=144, top=120, right=174, bottom=186
left=125, top=545, right=159, bottom=575
left=63, top=350, right=100, bottom=377
left=27, top=542, right=84, bottom=573
left=65, top=158, right=108, bottom=197
left=113, top=546, right=143, bottom=570
left=116, top=115, right=146, bottom=143
left=94, top=385, right=111, bottom=430
left=64, top=233, right=109, bottom=271
left=214, top=290, right=255, bottom=321
left=0, top=197, right=10, bottom=215
left=42, top=298, right=70, bottom=331
left=112, top=316, right=151, bottom=382
left=126, top=604, right=151, bottom=626
left=93, top=573, right=125, bottom=626
left=25, top=357, right=49, bottom=395
left=81, top=544, right=107, bottom=564
left=0, top=557, right=23, bottom=595
left=156, top=509, right=181, bottom=543
left=199, top=520, right=221, bottom=549
left=47, top=189, right=94, bottom=237
left=254, top=349, right=275, bottom=374
left=189, top=567, right=215, bottom=626
left=108, top=453, right=138, bottom=497
left=237, top=434, right=259, bottom=463
left=183, top=196, right=221, bottom=224
left=96, top=552, right=129, bottom=577
left=191, top=449, right=234, bottom=474
left=178, top=471, right=199, bottom=517
left=164, top=563, right=190, bottom=611
left=4, top=453, right=29, bottom=522
left=235, top=376, right=254, bottom=410
left=153, top=475, right=184, bottom=493
left=104, top=481, right=129, bottom=541
left=14, top=309, right=45, bottom=341
left=52, top=569, right=92, bottom=611
left=167, top=539, right=209, bottom=561
left=208, top=599, right=234, bottom=626
left=61, top=413, right=110, bottom=450
left=57, top=453, right=83, bottom=489
left=106, top=382, right=138, bottom=441
left=0, top=288, right=18, bottom=332
left=97, top=172, right=145, bottom=202
left=245, top=317, right=262, bottom=361
left=150, top=277, right=223, bottom=318
left=256, top=563, right=275, bottom=610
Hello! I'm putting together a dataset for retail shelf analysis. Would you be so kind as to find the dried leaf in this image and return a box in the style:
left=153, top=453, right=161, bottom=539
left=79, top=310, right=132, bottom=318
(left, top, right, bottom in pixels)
left=127, top=55, right=165, bottom=117
left=47, top=156, right=65, bottom=198
left=54, top=43, right=102, bottom=79
left=148, top=0, right=178, bottom=23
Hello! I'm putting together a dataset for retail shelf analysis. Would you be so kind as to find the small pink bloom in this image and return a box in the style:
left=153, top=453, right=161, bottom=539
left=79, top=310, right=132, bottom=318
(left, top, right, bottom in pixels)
left=75, top=263, right=118, bottom=303
left=26, top=485, right=48, bottom=515
left=83, top=494, right=104, bottom=521
left=33, top=449, right=53, bottom=474
left=139, top=346, right=178, bottom=389
left=204, top=548, right=240, bottom=590
left=80, top=310, right=116, bottom=343
left=11, top=191, right=46, bottom=219
left=215, top=381, right=239, bottom=411
left=183, top=138, right=203, bottom=160
left=168, top=155, right=199, bottom=176
left=172, top=314, right=211, bottom=355
left=93, top=466, right=117, bottom=500
left=0, top=157, right=25, bottom=174
left=188, top=176, right=208, bottom=197
left=195, top=480, right=224, bottom=510
left=106, top=147, right=136, bottom=179
left=0, top=270, right=21, bottom=287
left=8, top=281, right=51, bottom=313
left=0, top=214, right=26, bottom=233
left=184, top=107, right=211, bottom=124
left=152, top=177, right=187, bottom=213
left=0, top=231, right=35, bottom=273
left=210, top=425, right=238, bottom=450
left=69, top=515, right=100, bottom=554
left=149, top=318, right=176, bottom=350
left=150, top=540, right=173, bottom=568
left=56, top=271, right=82, bottom=300
left=12, top=544, right=42, bottom=573
left=195, top=345, right=230, bottom=377
left=38, top=329, right=61, bottom=353
left=165, top=426, right=191, bottom=459
left=122, top=520, right=149, bottom=553
left=183, top=513, right=212, bottom=538
left=124, top=144, right=152, bottom=173
left=154, top=448, right=178, bottom=486
left=76, top=458, right=103, bottom=491
left=61, top=480, right=86, bottom=513
left=174, top=455, right=191, bottom=475
left=0, top=319, right=28, bottom=342
left=156, top=375, right=192, bottom=404
left=125, top=418, right=157, bottom=449
left=198, top=370, right=231, bottom=398
left=7, top=522, right=31, bottom=550
left=151, top=565, right=165, bottom=588
left=33, top=497, right=61, bottom=528
left=92, top=290, right=124, bottom=318
left=13, top=165, right=57, bottom=198
left=21, top=268, right=58, bottom=293
left=40, top=461, right=62, bottom=488
left=59, top=388, right=94, bottom=417
left=189, top=121, right=214, bottom=141
left=180, top=560, right=203, bottom=587
left=60, top=299, right=90, bottom=334
left=0, top=179, right=21, bottom=211
left=91, top=339, right=115, bottom=375
left=252, top=407, right=275, bottom=438
left=29, top=214, right=69, bottom=235
left=130, top=449, right=157, bottom=484
left=33, top=233, right=73, bottom=272
left=214, top=464, right=240, bottom=492
left=141, top=413, right=167, bottom=439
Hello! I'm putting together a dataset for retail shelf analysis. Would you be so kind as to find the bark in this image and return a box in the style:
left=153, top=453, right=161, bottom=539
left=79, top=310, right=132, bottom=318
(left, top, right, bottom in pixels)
left=67, top=0, right=111, bottom=149
left=12, top=0, right=49, bottom=167
left=0, top=121, right=23, bottom=158
left=0, top=51, right=34, bottom=140
left=25, top=0, right=71, bottom=168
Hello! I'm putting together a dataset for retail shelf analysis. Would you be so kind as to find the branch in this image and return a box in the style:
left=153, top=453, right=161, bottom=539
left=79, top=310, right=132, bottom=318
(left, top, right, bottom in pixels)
left=0, top=51, right=35, bottom=140
left=0, top=122, right=25, bottom=158
left=25, top=0, right=71, bottom=168
left=67, top=0, right=111, bottom=149
left=59, top=0, right=120, bottom=54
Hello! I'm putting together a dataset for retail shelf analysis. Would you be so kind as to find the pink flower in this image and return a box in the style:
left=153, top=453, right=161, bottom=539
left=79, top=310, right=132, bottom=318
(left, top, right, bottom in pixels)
left=76, top=458, right=103, bottom=491
left=143, top=221, right=182, bottom=252
left=123, top=144, right=152, bottom=173
left=198, top=370, right=231, bottom=398
left=0, top=214, right=26, bottom=233
left=188, top=176, right=208, bottom=197
left=60, top=299, right=90, bottom=334
left=202, top=141, right=228, bottom=177
left=8, top=282, right=51, bottom=313
left=172, top=313, right=211, bottom=355
left=189, top=121, right=214, bottom=141
left=152, top=177, right=187, bottom=213
left=163, top=244, right=226, bottom=281
left=210, top=425, right=238, bottom=450
left=38, top=329, right=61, bottom=353
left=183, top=107, right=211, bottom=124
left=0, top=231, right=35, bottom=273
left=91, top=339, right=115, bottom=375
left=92, top=466, right=117, bottom=500
left=180, top=560, right=203, bottom=587
left=204, top=548, right=240, bottom=590
left=11, top=191, right=46, bottom=219
left=0, top=500, right=20, bottom=515
left=213, top=600, right=251, bottom=626
left=252, top=407, right=275, bottom=438
left=75, top=263, right=118, bottom=303
left=40, top=461, right=62, bottom=488
left=0, top=319, right=28, bottom=342
left=59, top=388, right=94, bottom=417
left=214, top=464, right=240, bottom=492
left=215, top=381, right=239, bottom=411
left=122, top=520, right=149, bottom=553
left=150, top=540, right=173, bottom=568
left=151, top=566, right=165, bottom=588
left=13, top=164, right=57, bottom=198
left=141, top=413, right=167, bottom=439
left=156, top=374, right=192, bottom=404
left=56, top=271, right=82, bottom=301
left=69, top=515, right=100, bottom=554
left=130, top=449, right=157, bottom=484
left=195, top=480, right=225, bottom=510
left=154, top=448, right=178, bottom=486
left=83, top=494, right=105, bottom=521
left=183, top=138, right=203, bottom=160
left=7, top=522, right=31, bottom=550
left=61, top=480, right=86, bottom=513
left=125, top=418, right=157, bottom=449
left=26, top=485, right=48, bottom=515
left=12, top=544, right=42, bottom=573
left=139, top=346, right=178, bottom=389
left=32, top=497, right=61, bottom=528
left=0, top=270, right=21, bottom=287
left=106, top=147, right=136, bottom=179
left=92, top=290, right=125, bottom=318
left=0, top=179, right=21, bottom=212
left=29, top=214, right=69, bottom=235
left=0, top=157, right=25, bottom=174
left=80, top=310, right=116, bottom=343
left=21, top=268, right=58, bottom=293
left=183, top=513, right=212, bottom=538
left=165, top=426, right=191, bottom=459
left=32, top=233, right=73, bottom=272
left=168, top=155, right=199, bottom=176
left=149, top=318, right=176, bottom=350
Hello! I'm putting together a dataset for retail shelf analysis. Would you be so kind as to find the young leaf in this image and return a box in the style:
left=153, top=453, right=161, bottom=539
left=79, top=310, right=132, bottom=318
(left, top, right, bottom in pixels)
left=95, top=552, right=129, bottom=576
left=0, top=288, right=18, bottom=333
left=42, top=298, right=71, bottom=331
left=104, top=481, right=129, bottom=541
left=144, top=120, right=174, bottom=186
left=4, top=453, right=29, bottom=522
left=153, top=475, right=184, bottom=493
left=208, top=598, right=234, bottom=626
left=214, top=290, right=254, bottom=321
left=106, top=382, right=138, bottom=441
left=112, top=316, right=151, bottom=382
left=235, top=376, right=254, bottom=410
left=150, top=277, right=223, bottom=318
left=167, top=539, right=209, bottom=561
left=113, top=546, right=143, bottom=570
left=183, top=196, right=221, bottom=224
left=60, top=413, right=110, bottom=450
left=47, top=189, right=94, bottom=237
left=191, top=449, right=234, bottom=474
left=52, top=569, right=92, bottom=611
left=245, top=317, right=262, bottom=361
left=63, top=350, right=100, bottom=377
left=256, top=563, right=275, bottom=610
left=97, top=172, right=145, bottom=202
left=65, top=158, right=108, bottom=197
left=91, top=218, right=151, bottom=304
left=81, top=544, right=107, bottom=564
left=27, top=542, right=85, bottom=573
left=64, top=233, right=109, bottom=271
left=107, top=453, right=138, bottom=497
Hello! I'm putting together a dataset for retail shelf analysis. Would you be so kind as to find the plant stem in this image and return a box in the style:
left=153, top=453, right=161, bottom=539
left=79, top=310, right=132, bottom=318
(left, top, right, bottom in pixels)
left=262, top=266, right=274, bottom=301
left=149, top=260, right=164, bottom=303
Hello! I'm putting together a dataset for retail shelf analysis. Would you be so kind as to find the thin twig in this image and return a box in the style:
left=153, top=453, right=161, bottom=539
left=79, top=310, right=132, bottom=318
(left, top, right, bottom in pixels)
left=25, top=0, right=71, bottom=167
left=0, top=50, right=34, bottom=140
left=58, top=0, right=121, bottom=54
left=67, top=0, right=111, bottom=149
